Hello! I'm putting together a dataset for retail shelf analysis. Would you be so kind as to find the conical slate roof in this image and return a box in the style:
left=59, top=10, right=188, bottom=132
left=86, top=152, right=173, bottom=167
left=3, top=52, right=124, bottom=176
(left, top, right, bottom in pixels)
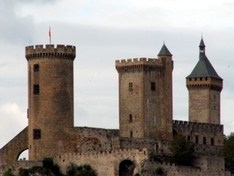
left=158, top=44, right=172, bottom=56
left=186, top=39, right=222, bottom=79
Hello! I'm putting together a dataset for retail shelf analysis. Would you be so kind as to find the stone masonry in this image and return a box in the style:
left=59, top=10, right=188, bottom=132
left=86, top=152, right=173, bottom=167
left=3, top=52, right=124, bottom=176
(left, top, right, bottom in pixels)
left=0, top=39, right=230, bottom=176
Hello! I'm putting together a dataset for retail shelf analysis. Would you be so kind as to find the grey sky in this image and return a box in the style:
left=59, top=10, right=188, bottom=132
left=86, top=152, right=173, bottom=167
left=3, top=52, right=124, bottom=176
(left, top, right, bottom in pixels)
left=1, top=0, right=234, bottom=149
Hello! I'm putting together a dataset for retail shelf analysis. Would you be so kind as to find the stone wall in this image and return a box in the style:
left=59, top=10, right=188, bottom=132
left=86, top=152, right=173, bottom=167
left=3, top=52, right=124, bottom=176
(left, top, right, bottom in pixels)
left=0, top=127, right=28, bottom=166
left=0, top=160, right=42, bottom=176
left=173, top=120, right=223, bottom=149
left=62, top=127, right=120, bottom=154
left=54, top=148, right=147, bottom=176
left=143, top=157, right=231, bottom=176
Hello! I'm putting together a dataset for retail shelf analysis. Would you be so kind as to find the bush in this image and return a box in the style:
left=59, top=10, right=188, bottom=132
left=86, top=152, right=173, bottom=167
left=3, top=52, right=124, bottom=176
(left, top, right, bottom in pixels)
left=170, top=134, right=194, bottom=165
left=3, top=169, right=15, bottom=176
left=18, top=168, right=29, bottom=176
left=155, top=166, right=164, bottom=175
left=66, top=163, right=97, bottom=176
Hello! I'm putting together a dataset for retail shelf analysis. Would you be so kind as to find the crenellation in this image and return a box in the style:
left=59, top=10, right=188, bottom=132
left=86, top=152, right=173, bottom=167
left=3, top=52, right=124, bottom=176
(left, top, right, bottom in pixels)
left=116, top=57, right=161, bottom=65
left=25, top=44, right=76, bottom=60
left=0, top=39, right=228, bottom=176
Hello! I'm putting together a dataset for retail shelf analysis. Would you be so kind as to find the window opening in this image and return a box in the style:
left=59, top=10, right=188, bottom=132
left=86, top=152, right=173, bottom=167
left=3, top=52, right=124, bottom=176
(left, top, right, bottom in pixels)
left=151, top=82, right=156, bottom=91
left=33, top=129, right=41, bottom=139
left=129, top=83, right=133, bottom=91
left=203, top=137, right=206, bottom=144
left=129, top=114, right=132, bottom=122
left=211, top=138, right=214, bottom=145
left=33, top=64, right=39, bottom=72
left=195, top=135, right=199, bottom=143
left=33, top=84, right=40, bottom=95
left=130, top=131, right=133, bottom=138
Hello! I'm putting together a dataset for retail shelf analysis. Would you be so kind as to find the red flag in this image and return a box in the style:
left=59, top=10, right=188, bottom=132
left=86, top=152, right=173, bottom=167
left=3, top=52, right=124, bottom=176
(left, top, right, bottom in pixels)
left=49, top=27, right=51, bottom=37
left=49, top=27, right=51, bottom=44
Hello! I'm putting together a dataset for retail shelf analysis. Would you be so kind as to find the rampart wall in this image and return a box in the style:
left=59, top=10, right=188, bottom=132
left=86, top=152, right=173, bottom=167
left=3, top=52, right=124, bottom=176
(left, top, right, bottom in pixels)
left=173, top=120, right=223, bottom=148
left=144, top=156, right=230, bottom=176
left=0, top=160, right=42, bottom=176
left=54, top=148, right=147, bottom=176
left=62, top=127, right=120, bottom=154
left=119, top=138, right=172, bottom=155
left=0, top=127, right=28, bottom=166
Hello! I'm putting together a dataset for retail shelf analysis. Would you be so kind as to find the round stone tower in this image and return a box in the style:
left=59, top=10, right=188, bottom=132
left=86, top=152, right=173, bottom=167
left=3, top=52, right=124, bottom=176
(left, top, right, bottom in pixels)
left=25, top=44, right=76, bottom=160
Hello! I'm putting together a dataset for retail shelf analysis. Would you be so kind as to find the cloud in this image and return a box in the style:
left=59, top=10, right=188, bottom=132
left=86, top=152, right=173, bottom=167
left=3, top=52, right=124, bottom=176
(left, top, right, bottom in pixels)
left=1, top=0, right=234, bottom=148
left=0, top=103, right=27, bottom=148
left=0, top=1, right=34, bottom=45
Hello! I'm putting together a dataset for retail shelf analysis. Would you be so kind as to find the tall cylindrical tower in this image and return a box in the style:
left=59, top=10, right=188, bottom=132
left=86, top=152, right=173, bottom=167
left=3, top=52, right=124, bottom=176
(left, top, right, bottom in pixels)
left=25, top=44, right=76, bottom=160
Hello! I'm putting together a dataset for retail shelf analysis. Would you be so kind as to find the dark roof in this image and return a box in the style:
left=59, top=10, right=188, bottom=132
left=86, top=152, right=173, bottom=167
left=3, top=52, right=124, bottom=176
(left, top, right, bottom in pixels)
left=199, top=38, right=205, bottom=48
left=187, top=39, right=222, bottom=79
left=158, top=44, right=172, bottom=56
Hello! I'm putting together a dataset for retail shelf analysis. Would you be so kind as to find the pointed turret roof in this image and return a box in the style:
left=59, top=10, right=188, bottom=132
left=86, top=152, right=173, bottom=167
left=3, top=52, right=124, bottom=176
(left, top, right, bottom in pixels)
left=158, top=44, right=172, bottom=56
left=186, top=38, right=222, bottom=79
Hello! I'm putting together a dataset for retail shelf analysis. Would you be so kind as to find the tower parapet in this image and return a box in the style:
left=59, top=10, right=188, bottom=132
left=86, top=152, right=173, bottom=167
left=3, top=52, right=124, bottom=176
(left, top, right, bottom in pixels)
left=25, top=45, right=76, bottom=60
left=116, top=58, right=163, bottom=73
left=187, top=77, right=222, bottom=91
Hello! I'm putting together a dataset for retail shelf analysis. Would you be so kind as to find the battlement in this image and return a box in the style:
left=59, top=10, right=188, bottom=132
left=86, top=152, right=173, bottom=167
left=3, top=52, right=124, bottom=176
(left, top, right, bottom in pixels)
left=25, top=44, right=76, bottom=60
left=173, top=120, right=223, bottom=132
left=116, top=58, right=162, bottom=66
left=186, top=77, right=223, bottom=91
left=115, top=58, right=163, bottom=73
left=55, top=148, right=147, bottom=163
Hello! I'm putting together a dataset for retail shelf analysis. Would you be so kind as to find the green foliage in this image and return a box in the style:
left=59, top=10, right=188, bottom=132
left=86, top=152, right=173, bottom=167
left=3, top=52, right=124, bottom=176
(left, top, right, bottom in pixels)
left=28, top=158, right=63, bottom=176
left=42, top=157, right=54, bottom=169
left=170, top=134, right=194, bottom=165
left=66, top=163, right=97, bottom=176
left=67, top=163, right=78, bottom=176
left=155, top=166, right=164, bottom=175
left=3, top=169, right=15, bottom=176
left=18, top=168, right=29, bottom=176
left=223, top=133, right=234, bottom=173
left=4, top=159, right=97, bottom=176
left=28, top=166, right=47, bottom=175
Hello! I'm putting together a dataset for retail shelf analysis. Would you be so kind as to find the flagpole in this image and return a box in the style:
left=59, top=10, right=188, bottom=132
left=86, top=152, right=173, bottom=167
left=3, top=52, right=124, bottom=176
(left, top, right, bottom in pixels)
left=49, top=27, right=51, bottom=44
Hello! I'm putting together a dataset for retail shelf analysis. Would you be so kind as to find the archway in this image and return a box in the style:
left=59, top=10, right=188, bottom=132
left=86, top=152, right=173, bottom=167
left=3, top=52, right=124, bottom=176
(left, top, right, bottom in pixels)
left=17, top=149, right=28, bottom=161
left=119, top=159, right=135, bottom=176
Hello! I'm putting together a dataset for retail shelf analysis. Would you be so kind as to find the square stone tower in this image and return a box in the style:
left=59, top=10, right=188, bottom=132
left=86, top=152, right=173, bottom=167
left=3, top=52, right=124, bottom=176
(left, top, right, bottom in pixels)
left=116, top=44, right=173, bottom=141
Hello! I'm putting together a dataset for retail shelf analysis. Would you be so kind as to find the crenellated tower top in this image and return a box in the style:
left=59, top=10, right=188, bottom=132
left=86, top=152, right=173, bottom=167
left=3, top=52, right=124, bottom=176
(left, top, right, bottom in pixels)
left=115, top=58, right=164, bottom=73
left=25, top=44, right=76, bottom=60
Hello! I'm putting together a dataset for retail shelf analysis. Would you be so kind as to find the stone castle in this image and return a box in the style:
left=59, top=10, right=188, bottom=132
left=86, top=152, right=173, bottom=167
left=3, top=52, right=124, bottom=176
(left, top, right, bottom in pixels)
left=0, top=38, right=230, bottom=175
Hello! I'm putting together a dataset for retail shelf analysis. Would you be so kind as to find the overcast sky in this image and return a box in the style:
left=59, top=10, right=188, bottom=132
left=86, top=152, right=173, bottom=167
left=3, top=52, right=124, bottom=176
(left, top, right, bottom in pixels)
left=1, top=0, right=234, bottom=149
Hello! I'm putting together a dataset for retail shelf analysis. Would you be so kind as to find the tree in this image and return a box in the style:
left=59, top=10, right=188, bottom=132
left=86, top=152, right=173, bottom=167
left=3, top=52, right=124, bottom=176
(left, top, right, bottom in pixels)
left=66, top=163, right=97, bottom=176
left=66, top=163, right=78, bottom=176
left=18, top=168, right=29, bottom=176
left=3, top=169, right=15, bottom=176
left=223, top=132, right=234, bottom=173
left=170, top=134, right=194, bottom=165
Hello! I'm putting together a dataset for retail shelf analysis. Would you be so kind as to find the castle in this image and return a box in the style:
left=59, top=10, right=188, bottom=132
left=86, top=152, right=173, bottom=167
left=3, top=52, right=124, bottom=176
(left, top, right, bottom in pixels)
left=0, top=38, right=230, bottom=175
